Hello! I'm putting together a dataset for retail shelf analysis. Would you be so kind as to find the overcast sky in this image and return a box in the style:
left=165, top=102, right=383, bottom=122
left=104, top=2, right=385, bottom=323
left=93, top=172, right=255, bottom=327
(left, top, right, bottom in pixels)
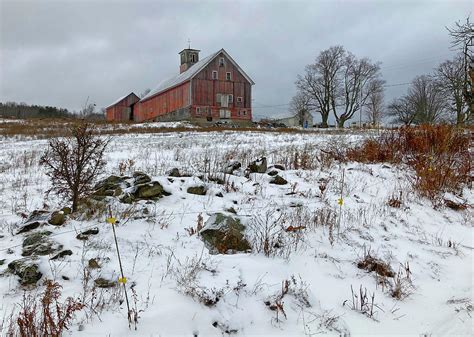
left=0, top=0, right=471, bottom=121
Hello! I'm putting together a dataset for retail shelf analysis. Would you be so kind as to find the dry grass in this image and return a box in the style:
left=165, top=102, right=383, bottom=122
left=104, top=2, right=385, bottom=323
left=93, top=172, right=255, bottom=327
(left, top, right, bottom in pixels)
left=345, top=125, right=472, bottom=203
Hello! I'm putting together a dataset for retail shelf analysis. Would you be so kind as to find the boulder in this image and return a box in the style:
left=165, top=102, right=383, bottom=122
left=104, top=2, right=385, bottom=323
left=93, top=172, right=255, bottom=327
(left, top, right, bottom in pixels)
left=17, top=221, right=41, bottom=234
left=272, top=164, right=285, bottom=171
left=61, top=207, right=72, bottom=215
left=76, top=227, right=99, bottom=241
left=88, top=258, right=100, bottom=269
left=92, top=175, right=129, bottom=199
left=50, top=249, right=73, bottom=260
left=224, top=161, right=242, bottom=174
left=166, top=168, right=181, bottom=177
left=94, top=277, right=116, bottom=288
left=22, top=231, right=62, bottom=257
left=270, top=175, right=288, bottom=185
left=187, top=186, right=207, bottom=196
left=247, top=157, right=267, bottom=174
left=48, top=211, right=66, bottom=226
left=200, top=213, right=251, bottom=254
left=267, top=170, right=279, bottom=177
left=134, top=181, right=165, bottom=199
left=133, top=171, right=151, bottom=185
left=8, top=258, right=42, bottom=286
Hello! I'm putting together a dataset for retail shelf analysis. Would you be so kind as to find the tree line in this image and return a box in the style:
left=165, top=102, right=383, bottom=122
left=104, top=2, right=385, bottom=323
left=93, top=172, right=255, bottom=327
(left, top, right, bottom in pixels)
left=291, top=17, right=473, bottom=127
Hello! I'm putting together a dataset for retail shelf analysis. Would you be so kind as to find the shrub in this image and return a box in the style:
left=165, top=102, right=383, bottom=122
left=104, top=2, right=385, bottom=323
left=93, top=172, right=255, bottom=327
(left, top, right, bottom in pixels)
left=345, top=125, right=471, bottom=202
left=10, top=280, right=84, bottom=337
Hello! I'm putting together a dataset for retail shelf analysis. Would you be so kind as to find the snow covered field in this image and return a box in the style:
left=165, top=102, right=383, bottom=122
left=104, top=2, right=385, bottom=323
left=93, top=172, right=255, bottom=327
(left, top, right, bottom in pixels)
left=0, top=130, right=472, bottom=336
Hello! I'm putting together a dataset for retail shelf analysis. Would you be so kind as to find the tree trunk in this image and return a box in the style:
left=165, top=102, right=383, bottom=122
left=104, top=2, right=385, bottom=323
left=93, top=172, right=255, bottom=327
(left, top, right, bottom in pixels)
left=337, top=119, right=346, bottom=128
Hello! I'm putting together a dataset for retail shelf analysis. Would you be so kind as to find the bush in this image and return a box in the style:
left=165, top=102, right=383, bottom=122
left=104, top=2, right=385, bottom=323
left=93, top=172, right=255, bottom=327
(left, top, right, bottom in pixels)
left=345, top=125, right=471, bottom=203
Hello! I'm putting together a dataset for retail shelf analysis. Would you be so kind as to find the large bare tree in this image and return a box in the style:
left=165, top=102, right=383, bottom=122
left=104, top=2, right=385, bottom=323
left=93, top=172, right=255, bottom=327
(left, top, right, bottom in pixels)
left=408, top=75, right=446, bottom=124
left=387, top=97, right=416, bottom=125
left=446, top=17, right=473, bottom=123
left=296, top=46, right=384, bottom=128
left=295, top=46, right=345, bottom=127
left=336, top=54, right=384, bottom=127
left=436, top=54, right=470, bottom=124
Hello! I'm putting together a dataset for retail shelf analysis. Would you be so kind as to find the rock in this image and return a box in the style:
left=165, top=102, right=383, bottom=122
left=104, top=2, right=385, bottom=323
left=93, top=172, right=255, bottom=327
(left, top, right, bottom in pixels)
left=215, top=192, right=224, bottom=198
left=247, top=157, right=267, bottom=174
left=92, top=175, right=129, bottom=198
left=48, top=211, right=66, bottom=226
left=8, top=258, right=42, bottom=285
left=22, top=231, right=62, bottom=257
left=224, top=161, right=241, bottom=174
left=61, top=207, right=72, bottom=215
left=50, top=249, right=73, bottom=260
left=25, top=210, right=50, bottom=223
left=134, top=181, right=165, bottom=199
left=444, top=199, right=467, bottom=211
left=76, top=227, right=99, bottom=241
left=119, top=193, right=134, bottom=204
left=17, top=221, right=42, bottom=234
left=270, top=175, right=288, bottom=185
left=94, top=277, right=116, bottom=288
left=187, top=186, right=207, bottom=196
left=167, top=168, right=181, bottom=177
left=273, top=164, right=285, bottom=170
left=200, top=213, right=251, bottom=254
left=209, top=176, right=225, bottom=185
left=62, top=275, right=70, bottom=280
left=267, top=170, right=279, bottom=177
left=88, top=258, right=100, bottom=269
left=226, top=207, right=237, bottom=214
left=133, top=171, right=151, bottom=185
left=0, top=259, right=5, bottom=266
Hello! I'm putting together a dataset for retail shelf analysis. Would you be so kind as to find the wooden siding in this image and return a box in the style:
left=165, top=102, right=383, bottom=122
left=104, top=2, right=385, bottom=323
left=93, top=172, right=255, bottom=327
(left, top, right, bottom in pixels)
left=135, top=81, right=191, bottom=122
left=106, top=93, right=139, bottom=121
left=191, top=52, right=252, bottom=120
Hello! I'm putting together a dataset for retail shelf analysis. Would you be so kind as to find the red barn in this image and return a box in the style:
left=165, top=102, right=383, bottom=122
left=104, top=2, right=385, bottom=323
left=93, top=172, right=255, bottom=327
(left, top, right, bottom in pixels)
left=106, top=48, right=254, bottom=123
left=105, top=92, right=139, bottom=121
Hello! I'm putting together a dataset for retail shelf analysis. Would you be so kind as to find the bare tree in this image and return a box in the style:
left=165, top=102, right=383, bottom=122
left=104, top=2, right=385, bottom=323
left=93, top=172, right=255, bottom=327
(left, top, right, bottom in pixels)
left=289, top=91, right=311, bottom=126
left=296, top=46, right=345, bottom=127
left=408, top=75, right=446, bottom=124
left=436, top=54, right=470, bottom=124
left=446, top=17, right=473, bottom=123
left=335, top=54, right=384, bottom=128
left=40, top=122, right=110, bottom=212
left=365, top=79, right=385, bottom=126
left=387, top=97, right=416, bottom=125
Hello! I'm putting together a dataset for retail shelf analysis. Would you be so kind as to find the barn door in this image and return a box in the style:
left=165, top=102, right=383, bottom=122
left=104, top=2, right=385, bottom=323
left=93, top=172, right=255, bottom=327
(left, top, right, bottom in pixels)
left=221, top=94, right=229, bottom=108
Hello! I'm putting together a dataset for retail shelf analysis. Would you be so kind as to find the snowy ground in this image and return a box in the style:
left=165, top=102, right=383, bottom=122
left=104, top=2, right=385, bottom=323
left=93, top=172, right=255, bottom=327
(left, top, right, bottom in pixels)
left=0, top=130, right=472, bottom=336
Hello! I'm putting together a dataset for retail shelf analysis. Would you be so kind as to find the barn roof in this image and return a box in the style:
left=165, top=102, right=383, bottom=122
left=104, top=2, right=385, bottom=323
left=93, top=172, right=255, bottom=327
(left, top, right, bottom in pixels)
left=141, top=48, right=255, bottom=102
left=106, top=92, right=139, bottom=109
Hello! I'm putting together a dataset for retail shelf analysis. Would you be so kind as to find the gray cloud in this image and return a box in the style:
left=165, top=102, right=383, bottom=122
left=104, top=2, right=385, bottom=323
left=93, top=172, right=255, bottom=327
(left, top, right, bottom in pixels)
left=0, top=0, right=471, bottom=121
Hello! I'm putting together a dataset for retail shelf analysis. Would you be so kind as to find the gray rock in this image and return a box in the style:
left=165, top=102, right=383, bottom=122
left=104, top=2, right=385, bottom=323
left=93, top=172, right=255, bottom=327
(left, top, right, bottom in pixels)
left=61, top=207, right=72, bottom=215
left=133, top=171, right=152, bottom=185
left=272, top=164, right=285, bottom=171
left=76, top=227, right=99, bottom=241
left=8, top=258, right=42, bottom=286
left=270, top=175, right=288, bottom=185
left=267, top=170, right=279, bottom=177
left=48, top=211, right=66, bottom=226
left=92, top=175, right=129, bottom=198
left=134, top=181, right=165, bottom=199
left=200, top=213, right=251, bottom=254
left=187, top=186, right=207, bottom=196
left=94, top=277, right=116, bottom=288
left=88, top=258, right=100, bottom=269
left=166, top=168, right=181, bottom=177
left=22, top=231, right=62, bottom=257
left=17, top=221, right=42, bottom=234
left=50, top=249, right=73, bottom=260
left=248, top=157, right=267, bottom=173
left=224, top=161, right=241, bottom=174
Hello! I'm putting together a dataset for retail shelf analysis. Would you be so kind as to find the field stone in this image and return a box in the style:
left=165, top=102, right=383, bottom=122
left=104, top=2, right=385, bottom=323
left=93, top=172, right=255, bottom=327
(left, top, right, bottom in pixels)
left=8, top=258, right=42, bottom=285
left=270, top=175, right=288, bottom=185
left=17, top=221, right=42, bottom=234
left=267, top=170, right=279, bottom=177
left=92, top=175, right=129, bottom=198
left=224, top=161, right=242, bottom=174
left=76, top=227, right=99, bottom=240
left=134, top=181, right=165, bottom=199
left=133, top=171, right=152, bottom=185
left=273, top=164, right=285, bottom=170
left=50, top=249, right=73, bottom=260
left=247, top=157, right=267, bottom=173
left=94, top=277, right=116, bottom=288
left=187, top=186, right=207, bottom=196
left=200, top=213, right=251, bottom=254
left=167, top=168, right=181, bottom=177
left=88, top=258, right=100, bottom=269
left=48, top=211, right=66, bottom=226
left=22, top=231, right=62, bottom=257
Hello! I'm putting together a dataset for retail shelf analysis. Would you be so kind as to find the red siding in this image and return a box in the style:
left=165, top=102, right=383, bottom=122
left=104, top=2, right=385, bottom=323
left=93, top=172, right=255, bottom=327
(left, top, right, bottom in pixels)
left=135, top=81, right=190, bottom=122
left=106, top=93, right=139, bottom=121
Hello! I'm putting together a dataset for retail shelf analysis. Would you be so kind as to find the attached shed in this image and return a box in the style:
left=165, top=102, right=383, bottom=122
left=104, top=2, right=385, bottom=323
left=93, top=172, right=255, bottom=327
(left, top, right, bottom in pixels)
left=274, top=111, right=313, bottom=128
left=106, top=92, right=140, bottom=122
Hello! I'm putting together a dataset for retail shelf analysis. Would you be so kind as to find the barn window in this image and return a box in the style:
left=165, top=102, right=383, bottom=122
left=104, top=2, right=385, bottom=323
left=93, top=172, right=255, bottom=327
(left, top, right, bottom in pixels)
left=237, top=110, right=241, bottom=116
left=216, top=93, right=222, bottom=105
left=219, top=58, right=225, bottom=66
left=212, top=71, right=218, bottom=79
left=237, top=96, right=243, bottom=103
left=191, top=54, right=196, bottom=62
left=228, top=94, right=233, bottom=103
left=226, top=72, right=231, bottom=80
left=242, top=110, right=247, bottom=115
left=196, top=107, right=201, bottom=115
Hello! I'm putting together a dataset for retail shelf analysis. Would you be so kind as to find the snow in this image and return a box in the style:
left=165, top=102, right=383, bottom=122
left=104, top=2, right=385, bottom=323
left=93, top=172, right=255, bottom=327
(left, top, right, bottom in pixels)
left=0, top=130, right=472, bottom=336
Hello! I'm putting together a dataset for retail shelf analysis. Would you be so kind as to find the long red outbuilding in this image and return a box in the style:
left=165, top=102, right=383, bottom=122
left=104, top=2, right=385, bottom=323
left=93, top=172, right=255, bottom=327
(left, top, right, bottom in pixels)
left=106, top=48, right=254, bottom=123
